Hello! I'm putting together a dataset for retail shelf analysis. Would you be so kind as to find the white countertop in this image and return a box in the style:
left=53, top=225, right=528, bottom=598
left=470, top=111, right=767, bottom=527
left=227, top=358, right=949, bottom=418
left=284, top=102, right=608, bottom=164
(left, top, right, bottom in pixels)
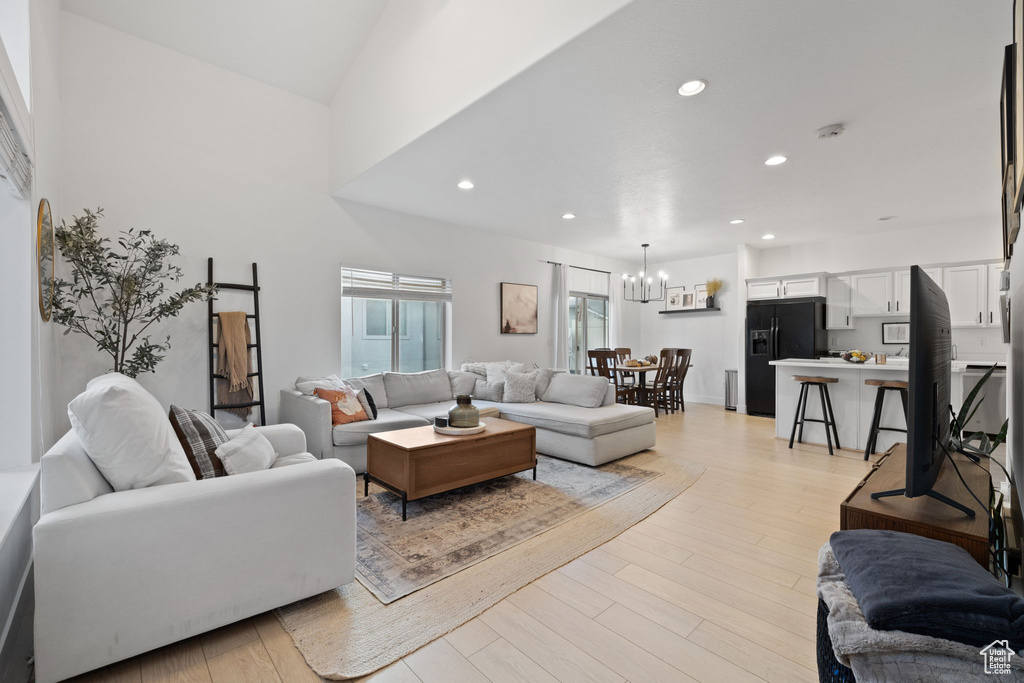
left=769, top=358, right=1006, bottom=372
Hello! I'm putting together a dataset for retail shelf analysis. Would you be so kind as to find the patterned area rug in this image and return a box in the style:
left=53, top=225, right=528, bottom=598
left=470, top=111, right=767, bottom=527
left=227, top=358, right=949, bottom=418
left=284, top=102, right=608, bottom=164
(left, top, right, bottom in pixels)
left=276, top=451, right=704, bottom=680
left=357, top=455, right=660, bottom=603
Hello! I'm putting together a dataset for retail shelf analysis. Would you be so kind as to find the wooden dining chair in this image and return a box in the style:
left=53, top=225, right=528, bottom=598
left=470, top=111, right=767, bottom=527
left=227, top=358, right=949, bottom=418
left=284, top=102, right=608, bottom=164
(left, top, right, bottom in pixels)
left=644, top=348, right=677, bottom=417
left=668, top=348, right=692, bottom=412
left=586, top=348, right=610, bottom=376
left=589, top=349, right=637, bottom=405
left=614, top=348, right=635, bottom=386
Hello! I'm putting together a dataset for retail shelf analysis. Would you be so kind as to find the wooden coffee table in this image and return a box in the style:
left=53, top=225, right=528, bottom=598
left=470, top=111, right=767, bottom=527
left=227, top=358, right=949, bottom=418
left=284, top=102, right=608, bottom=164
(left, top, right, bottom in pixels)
left=365, top=417, right=537, bottom=520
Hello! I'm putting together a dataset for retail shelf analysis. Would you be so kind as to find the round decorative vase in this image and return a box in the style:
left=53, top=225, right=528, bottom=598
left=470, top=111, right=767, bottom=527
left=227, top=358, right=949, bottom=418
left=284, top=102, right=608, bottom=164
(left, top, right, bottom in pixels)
left=706, top=295, right=715, bottom=308
left=448, top=394, right=480, bottom=428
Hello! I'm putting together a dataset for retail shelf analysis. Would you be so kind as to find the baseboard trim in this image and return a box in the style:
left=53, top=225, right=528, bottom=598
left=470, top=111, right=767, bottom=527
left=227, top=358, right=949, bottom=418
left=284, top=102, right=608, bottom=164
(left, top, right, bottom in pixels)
left=685, top=395, right=725, bottom=406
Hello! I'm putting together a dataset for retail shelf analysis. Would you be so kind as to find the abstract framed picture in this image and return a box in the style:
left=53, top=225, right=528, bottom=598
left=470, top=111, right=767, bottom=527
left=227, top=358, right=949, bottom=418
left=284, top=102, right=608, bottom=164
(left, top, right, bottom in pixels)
left=500, top=282, right=538, bottom=334
left=882, top=322, right=910, bottom=345
left=680, top=291, right=696, bottom=310
left=666, top=286, right=686, bottom=311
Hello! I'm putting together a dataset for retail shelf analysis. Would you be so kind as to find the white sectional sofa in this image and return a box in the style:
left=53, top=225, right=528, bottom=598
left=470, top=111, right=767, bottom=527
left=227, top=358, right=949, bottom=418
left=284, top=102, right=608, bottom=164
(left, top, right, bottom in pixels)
left=280, top=366, right=656, bottom=472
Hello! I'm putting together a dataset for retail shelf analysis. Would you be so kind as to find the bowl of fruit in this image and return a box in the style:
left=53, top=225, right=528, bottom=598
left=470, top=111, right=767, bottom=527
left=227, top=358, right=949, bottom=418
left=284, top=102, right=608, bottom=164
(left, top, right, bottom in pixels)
left=840, top=350, right=872, bottom=364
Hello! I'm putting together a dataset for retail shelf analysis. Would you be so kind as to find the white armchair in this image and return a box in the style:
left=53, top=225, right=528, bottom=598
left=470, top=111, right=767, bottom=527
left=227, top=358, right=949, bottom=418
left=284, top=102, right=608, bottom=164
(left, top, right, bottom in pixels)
left=33, top=424, right=355, bottom=683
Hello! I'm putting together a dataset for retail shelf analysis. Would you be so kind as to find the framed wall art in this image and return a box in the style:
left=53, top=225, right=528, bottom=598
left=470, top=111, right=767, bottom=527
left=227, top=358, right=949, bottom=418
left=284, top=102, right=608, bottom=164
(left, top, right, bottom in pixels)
left=694, top=284, right=708, bottom=308
left=680, top=291, right=696, bottom=310
left=666, top=286, right=686, bottom=311
left=500, top=282, right=538, bottom=334
left=882, top=322, right=910, bottom=344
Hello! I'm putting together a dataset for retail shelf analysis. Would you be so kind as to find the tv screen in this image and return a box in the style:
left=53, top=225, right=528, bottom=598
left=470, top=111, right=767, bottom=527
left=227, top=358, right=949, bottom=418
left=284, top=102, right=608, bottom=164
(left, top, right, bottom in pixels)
left=906, top=265, right=952, bottom=497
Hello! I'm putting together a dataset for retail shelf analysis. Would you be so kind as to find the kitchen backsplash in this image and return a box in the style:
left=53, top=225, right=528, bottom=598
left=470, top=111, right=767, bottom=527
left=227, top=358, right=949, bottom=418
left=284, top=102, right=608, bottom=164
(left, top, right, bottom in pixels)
left=828, top=316, right=1007, bottom=362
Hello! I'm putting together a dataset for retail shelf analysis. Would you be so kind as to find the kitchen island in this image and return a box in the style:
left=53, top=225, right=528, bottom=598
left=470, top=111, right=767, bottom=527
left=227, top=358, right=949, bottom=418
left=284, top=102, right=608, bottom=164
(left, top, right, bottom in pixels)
left=768, top=358, right=977, bottom=454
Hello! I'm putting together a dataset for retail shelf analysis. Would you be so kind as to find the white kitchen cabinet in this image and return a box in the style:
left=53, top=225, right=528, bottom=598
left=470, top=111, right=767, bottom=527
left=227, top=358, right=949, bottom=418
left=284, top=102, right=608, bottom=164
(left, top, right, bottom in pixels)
left=893, top=267, right=941, bottom=315
left=987, top=264, right=1005, bottom=327
left=826, top=276, right=853, bottom=329
left=944, top=264, right=986, bottom=327
left=746, top=280, right=780, bottom=300
left=781, top=276, right=821, bottom=298
left=851, top=271, right=893, bottom=316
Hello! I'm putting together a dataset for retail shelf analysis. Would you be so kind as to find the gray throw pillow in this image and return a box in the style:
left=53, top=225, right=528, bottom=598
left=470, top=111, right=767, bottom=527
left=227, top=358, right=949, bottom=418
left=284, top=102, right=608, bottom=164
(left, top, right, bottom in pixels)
left=461, top=362, right=487, bottom=378
left=485, top=361, right=515, bottom=383
left=383, top=368, right=453, bottom=408
left=473, top=379, right=504, bottom=402
left=449, top=370, right=479, bottom=397
left=541, top=373, right=609, bottom=408
left=534, top=368, right=565, bottom=400
left=503, top=371, right=539, bottom=403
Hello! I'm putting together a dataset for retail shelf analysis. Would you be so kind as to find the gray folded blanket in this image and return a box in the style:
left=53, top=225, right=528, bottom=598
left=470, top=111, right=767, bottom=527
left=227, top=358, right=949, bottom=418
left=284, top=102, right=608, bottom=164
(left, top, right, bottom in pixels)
left=830, top=529, right=1024, bottom=651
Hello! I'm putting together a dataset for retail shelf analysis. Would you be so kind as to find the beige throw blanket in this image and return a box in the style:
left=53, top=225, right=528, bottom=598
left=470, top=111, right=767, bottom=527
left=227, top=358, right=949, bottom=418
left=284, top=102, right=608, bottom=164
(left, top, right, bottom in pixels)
left=216, top=311, right=254, bottom=419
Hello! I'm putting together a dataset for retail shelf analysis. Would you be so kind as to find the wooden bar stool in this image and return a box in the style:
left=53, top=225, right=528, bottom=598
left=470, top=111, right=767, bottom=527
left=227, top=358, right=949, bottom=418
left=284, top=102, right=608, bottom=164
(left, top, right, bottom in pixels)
left=789, top=376, right=840, bottom=455
left=863, top=379, right=908, bottom=460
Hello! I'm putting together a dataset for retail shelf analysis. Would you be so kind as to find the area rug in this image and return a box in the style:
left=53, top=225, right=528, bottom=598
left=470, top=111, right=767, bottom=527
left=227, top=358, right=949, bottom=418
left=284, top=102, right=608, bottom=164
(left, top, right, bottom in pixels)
left=357, top=454, right=661, bottom=603
left=275, top=451, right=703, bottom=680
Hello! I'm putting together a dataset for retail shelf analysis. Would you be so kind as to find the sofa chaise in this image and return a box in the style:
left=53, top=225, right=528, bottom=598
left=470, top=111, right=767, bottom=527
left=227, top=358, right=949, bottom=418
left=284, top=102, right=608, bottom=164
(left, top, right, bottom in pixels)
left=280, top=366, right=656, bottom=473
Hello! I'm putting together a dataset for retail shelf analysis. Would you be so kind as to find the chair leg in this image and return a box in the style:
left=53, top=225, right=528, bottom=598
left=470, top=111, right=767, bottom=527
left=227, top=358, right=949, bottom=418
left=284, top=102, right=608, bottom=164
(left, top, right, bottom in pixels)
left=864, top=387, right=884, bottom=460
left=797, top=384, right=809, bottom=444
left=817, top=385, right=834, bottom=456
left=789, top=383, right=807, bottom=448
left=823, top=385, right=840, bottom=449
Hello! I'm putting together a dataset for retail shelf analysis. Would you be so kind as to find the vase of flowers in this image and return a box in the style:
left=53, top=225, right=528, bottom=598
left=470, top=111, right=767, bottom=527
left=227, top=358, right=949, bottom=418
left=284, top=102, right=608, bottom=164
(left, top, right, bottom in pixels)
left=706, top=278, right=723, bottom=308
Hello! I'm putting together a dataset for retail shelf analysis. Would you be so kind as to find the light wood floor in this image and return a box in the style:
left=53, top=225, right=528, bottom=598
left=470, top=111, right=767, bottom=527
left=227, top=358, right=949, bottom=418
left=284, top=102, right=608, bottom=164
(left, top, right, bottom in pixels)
left=69, top=403, right=872, bottom=683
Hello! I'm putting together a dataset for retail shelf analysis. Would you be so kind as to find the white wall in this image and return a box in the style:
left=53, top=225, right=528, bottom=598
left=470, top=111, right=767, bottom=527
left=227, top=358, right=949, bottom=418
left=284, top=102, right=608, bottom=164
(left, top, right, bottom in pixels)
left=755, top=221, right=1002, bottom=277
left=55, top=12, right=639, bottom=431
left=0, top=0, right=29, bottom=106
left=828, top=319, right=1006, bottom=363
left=328, top=0, right=632, bottom=192
left=638, top=252, right=739, bottom=406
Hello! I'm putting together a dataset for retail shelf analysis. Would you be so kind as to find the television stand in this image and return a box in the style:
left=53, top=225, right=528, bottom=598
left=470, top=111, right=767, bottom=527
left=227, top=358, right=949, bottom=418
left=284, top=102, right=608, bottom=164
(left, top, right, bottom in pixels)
left=870, top=488, right=976, bottom=518
left=841, top=444, right=990, bottom=568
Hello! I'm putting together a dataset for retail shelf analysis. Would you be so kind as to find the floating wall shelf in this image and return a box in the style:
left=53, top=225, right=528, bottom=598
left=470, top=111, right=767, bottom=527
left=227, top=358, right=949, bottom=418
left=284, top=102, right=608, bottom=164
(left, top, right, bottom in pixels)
left=658, top=307, right=721, bottom=315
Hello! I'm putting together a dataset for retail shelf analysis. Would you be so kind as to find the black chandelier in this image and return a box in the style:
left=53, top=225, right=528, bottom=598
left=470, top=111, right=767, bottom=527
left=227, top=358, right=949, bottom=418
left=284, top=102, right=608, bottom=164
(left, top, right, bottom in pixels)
left=622, top=243, right=667, bottom=303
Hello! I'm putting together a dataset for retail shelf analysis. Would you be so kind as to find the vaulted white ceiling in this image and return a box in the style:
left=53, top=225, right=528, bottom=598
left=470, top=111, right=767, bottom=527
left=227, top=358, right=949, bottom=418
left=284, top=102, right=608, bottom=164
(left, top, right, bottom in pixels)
left=336, top=0, right=1012, bottom=262
left=61, top=0, right=389, bottom=103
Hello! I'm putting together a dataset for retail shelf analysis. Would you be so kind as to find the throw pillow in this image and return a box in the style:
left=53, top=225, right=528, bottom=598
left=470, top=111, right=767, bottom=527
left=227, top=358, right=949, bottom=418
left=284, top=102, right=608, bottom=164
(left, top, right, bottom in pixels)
left=503, top=371, right=539, bottom=403
left=485, top=360, right=515, bottom=383
left=314, top=387, right=369, bottom=425
left=215, top=424, right=277, bottom=475
left=68, top=373, right=196, bottom=491
left=461, top=362, right=487, bottom=378
left=473, top=379, right=504, bottom=402
left=508, top=362, right=539, bottom=374
left=357, top=388, right=378, bottom=419
left=168, top=405, right=230, bottom=479
left=342, top=373, right=389, bottom=408
left=541, top=373, right=610, bottom=408
left=294, top=374, right=346, bottom=395
left=449, top=370, right=480, bottom=397
left=534, top=368, right=565, bottom=400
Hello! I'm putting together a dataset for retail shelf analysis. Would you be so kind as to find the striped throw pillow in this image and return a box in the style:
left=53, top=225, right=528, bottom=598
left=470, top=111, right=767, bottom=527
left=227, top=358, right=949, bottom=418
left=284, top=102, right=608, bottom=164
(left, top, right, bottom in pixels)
left=168, top=405, right=230, bottom=479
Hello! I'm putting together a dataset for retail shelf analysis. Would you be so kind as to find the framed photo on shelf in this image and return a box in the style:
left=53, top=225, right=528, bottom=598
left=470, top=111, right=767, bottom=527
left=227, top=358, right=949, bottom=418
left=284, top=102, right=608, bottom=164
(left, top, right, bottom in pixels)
left=694, top=284, right=708, bottom=307
left=680, top=291, right=696, bottom=310
left=881, top=322, right=910, bottom=344
left=666, top=286, right=686, bottom=311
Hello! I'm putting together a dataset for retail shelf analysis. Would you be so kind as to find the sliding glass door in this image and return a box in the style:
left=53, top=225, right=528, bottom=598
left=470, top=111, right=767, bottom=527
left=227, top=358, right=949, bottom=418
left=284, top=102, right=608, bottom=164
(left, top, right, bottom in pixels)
left=569, top=294, right=609, bottom=374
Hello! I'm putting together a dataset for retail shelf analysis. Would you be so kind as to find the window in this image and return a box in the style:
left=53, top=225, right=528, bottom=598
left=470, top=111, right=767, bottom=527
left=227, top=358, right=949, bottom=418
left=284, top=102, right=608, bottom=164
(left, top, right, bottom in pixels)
left=569, top=293, right=609, bottom=374
left=342, top=267, right=451, bottom=377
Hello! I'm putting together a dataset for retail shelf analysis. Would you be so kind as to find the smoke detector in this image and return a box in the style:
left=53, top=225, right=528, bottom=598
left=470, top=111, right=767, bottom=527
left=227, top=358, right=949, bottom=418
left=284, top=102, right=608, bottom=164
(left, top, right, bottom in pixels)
left=817, top=124, right=845, bottom=140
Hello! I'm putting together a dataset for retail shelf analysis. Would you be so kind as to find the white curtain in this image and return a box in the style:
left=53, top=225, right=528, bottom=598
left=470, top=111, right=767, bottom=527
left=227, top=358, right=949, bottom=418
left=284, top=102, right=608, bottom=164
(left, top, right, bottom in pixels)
left=552, top=264, right=569, bottom=369
left=608, top=272, right=622, bottom=350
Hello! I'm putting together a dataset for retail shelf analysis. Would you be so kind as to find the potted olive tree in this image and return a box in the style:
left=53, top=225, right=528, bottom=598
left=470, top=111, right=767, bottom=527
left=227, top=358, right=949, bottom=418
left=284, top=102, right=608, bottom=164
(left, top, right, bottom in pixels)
left=51, top=208, right=216, bottom=377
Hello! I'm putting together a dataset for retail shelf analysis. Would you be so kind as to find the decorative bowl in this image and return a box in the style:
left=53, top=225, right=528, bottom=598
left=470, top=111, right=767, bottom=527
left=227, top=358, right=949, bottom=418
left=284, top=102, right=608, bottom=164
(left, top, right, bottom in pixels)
left=840, top=350, right=872, bottom=364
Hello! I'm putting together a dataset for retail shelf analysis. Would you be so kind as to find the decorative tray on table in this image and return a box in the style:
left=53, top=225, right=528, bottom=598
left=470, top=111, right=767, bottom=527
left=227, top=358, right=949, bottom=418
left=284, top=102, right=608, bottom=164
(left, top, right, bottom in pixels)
left=434, top=424, right=486, bottom=436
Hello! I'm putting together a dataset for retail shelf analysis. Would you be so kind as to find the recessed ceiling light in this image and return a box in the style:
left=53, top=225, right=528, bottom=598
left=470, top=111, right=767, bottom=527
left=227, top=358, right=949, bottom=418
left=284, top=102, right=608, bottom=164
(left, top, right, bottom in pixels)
left=730, top=219, right=745, bottom=224
left=764, top=156, right=787, bottom=166
left=762, top=234, right=776, bottom=240
left=562, top=213, right=576, bottom=220
left=878, top=215, right=897, bottom=221
left=457, top=180, right=474, bottom=190
left=677, top=79, right=707, bottom=96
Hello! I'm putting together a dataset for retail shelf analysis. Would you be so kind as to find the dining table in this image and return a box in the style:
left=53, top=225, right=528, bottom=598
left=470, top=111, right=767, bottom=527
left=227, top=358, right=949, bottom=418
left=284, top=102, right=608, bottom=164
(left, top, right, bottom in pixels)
left=614, top=363, right=662, bottom=406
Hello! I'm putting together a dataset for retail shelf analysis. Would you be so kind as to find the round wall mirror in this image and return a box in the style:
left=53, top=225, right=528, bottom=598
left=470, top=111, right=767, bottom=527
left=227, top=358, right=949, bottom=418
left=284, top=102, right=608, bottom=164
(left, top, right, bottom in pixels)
left=37, top=198, right=54, bottom=322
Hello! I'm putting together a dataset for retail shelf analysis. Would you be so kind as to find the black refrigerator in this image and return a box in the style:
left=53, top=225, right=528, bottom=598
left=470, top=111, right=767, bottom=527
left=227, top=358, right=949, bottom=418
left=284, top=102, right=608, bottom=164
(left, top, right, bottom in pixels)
left=745, top=297, right=827, bottom=417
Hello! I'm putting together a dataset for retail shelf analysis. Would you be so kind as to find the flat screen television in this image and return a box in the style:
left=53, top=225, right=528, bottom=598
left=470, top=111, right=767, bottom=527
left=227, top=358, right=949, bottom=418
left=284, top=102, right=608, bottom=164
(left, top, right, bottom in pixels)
left=871, top=266, right=975, bottom=517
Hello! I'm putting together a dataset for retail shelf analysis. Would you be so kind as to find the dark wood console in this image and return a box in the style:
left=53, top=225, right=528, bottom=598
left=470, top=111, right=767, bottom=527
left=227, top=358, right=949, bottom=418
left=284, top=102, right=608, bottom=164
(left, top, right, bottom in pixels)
left=840, top=444, right=991, bottom=567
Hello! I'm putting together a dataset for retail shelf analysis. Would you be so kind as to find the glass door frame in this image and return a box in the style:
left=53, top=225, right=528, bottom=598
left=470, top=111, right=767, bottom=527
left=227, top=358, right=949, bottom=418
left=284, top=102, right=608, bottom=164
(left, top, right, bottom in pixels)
left=569, top=291, right=609, bottom=374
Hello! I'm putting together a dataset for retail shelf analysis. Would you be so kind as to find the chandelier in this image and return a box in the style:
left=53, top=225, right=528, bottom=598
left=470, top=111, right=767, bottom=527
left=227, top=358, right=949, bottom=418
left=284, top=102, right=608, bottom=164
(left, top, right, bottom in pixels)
left=622, top=243, right=667, bottom=303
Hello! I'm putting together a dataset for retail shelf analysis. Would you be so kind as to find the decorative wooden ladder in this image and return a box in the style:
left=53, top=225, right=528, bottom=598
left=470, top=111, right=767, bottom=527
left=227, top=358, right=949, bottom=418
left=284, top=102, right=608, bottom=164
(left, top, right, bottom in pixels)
left=207, top=258, right=267, bottom=425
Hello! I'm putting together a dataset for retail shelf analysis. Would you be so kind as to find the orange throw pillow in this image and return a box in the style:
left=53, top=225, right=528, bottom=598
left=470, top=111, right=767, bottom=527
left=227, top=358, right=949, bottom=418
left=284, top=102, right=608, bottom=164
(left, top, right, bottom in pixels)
left=314, top=387, right=369, bottom=425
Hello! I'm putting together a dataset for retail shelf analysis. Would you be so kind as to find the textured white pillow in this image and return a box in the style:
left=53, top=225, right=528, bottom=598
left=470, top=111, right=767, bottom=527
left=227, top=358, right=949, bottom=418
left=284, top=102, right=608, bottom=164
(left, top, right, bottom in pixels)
left=503, top=371, right=539, bottom=403
left=484, top=361, right=516, bottom=384
left=294, top=375, right=347, bottom=395
left=67, top=373, right=196, bottom=491
left=215, top=425, right=278, bottom=475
